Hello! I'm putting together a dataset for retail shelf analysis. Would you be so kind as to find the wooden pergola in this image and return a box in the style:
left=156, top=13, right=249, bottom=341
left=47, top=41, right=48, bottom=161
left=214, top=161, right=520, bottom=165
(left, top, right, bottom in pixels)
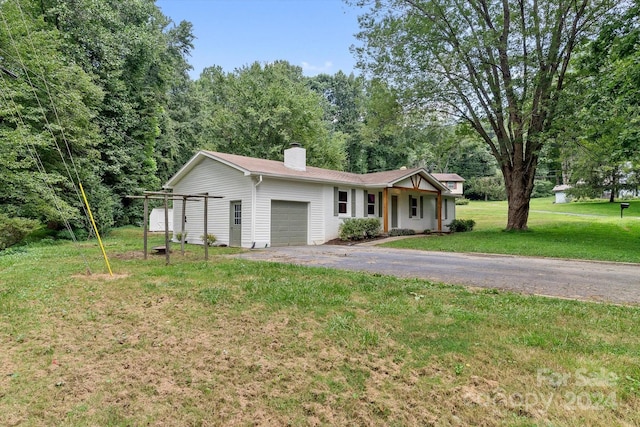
left=127, top=191, right=223, bottom=264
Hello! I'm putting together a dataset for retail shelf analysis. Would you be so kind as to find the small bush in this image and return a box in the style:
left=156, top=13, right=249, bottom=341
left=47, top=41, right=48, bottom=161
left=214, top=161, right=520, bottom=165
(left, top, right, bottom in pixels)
left=0, top=214, right=40, bottom=251
left=388, top=228, right=416, bottom=237
left=201, top=233, right=217, bottom=246
left=455, top=197, right=470, bottom=205
left=448, top=219, right=476, bottom=232
left=175, top=231, right=188, bottom=242
left=339, top=218, right=381, bottom=241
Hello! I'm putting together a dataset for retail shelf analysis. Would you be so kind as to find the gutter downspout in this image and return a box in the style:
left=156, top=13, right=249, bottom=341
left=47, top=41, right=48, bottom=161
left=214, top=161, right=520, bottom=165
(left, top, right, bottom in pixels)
left=251, top=175, right=263, bottom=247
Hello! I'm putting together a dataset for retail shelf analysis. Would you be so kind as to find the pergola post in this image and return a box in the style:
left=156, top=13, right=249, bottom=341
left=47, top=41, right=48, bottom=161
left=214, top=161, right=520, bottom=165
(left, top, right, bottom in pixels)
left=181, top=196, right=187, bottom=256
left=164, top=193, right=170, bottom=265
left=203, top=192, right=209, bottom=261
left=143, top=195, right=149, bottom=260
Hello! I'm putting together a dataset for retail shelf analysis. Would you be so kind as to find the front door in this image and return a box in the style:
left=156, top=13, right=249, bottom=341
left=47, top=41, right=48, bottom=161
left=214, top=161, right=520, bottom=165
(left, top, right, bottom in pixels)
left=229, top=201, right=242, bottom=247
left=391, top=195, right=398, bottom=228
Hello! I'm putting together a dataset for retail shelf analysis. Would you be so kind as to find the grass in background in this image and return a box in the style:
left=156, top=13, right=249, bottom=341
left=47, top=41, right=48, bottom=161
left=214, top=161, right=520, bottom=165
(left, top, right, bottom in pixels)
left=0, top=227, right=639, bottom=425
left=384, top=198, right=640, bottom=263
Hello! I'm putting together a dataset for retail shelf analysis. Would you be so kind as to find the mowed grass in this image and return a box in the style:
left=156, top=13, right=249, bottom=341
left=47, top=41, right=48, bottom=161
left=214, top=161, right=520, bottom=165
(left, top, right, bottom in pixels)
left=383, top=198, right=640, bottom=263
left=1, top=227, right=639, bottom=426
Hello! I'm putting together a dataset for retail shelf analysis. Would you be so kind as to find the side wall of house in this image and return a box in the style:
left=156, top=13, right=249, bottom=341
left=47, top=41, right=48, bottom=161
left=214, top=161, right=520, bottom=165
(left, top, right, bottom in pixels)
left=171, top=158, right=253, bottom=246
left=254, top=178, right=326, bottom=245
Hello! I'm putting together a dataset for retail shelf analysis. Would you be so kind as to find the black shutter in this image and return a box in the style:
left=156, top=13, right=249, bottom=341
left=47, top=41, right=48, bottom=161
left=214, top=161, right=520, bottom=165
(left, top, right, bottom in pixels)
left=378, top=192, right=383, bottom=217
left=420, top=196, right=424, bottom=218
left=364, top=190, right=368, bottom=217
left=351, top=189, right=356, bottom=217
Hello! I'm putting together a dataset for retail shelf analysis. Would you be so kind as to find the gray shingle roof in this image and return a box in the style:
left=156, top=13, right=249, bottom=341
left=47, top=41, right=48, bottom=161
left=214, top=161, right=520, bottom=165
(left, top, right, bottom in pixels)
left=167, top=150, right=450, bottom=192
left=431, top=173, right=465, bottom=182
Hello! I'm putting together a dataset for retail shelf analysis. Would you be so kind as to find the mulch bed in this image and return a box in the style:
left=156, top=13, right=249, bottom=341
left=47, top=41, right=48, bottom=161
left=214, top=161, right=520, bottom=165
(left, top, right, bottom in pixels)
left=324, top=235, right=390, bottom=246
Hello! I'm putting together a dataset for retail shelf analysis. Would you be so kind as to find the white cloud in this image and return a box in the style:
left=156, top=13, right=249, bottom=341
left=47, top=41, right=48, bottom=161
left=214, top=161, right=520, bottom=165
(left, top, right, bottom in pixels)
left=301, top=61, right=334, bottom=74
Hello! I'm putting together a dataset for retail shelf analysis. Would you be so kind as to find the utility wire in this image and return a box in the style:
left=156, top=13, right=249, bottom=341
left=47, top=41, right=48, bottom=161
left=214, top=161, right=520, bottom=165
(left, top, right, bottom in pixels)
left=0, top=72, right=93, bottom=273
left=0, top=2, right=95, bottom=271
left=1, top=3, right=90, bottom=227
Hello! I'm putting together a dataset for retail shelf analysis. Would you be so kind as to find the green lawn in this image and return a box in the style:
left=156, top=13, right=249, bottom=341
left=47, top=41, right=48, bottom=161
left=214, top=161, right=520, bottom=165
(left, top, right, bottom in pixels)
left=0, top=227, right=639, bottom=425
left=383, top=197, right=640, bottom=263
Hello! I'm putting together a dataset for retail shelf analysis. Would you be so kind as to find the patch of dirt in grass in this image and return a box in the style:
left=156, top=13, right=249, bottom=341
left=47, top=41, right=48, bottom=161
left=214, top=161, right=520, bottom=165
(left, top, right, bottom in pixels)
left=71, top=273, right=130, bottom=281
left=109, top=250, right=147, bottom=260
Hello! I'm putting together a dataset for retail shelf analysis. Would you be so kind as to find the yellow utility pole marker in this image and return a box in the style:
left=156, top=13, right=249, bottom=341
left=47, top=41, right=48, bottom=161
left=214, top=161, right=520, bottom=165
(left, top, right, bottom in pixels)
left=79, top=182, right=113, bottom=276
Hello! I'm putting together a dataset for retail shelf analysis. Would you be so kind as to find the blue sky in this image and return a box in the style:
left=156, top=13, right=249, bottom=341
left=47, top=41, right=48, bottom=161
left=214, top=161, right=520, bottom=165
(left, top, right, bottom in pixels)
left=155, top=0, right=363, bottom=79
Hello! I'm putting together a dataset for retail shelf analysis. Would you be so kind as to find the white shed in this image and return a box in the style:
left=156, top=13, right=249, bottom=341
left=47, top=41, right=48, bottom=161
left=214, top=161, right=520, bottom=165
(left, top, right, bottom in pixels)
left=149, top=207, right=174, bottom=232
left=552, top=184, right=572, bottom=204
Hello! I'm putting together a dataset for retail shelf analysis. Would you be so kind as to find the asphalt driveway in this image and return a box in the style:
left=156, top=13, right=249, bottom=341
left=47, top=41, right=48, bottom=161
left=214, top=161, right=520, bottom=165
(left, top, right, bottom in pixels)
left=237, top=245, right=640, bottom=305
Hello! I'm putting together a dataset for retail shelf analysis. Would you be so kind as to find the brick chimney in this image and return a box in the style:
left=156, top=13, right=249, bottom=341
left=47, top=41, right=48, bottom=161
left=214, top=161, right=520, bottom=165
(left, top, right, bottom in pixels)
left=284, top=142, right=306, bottom=171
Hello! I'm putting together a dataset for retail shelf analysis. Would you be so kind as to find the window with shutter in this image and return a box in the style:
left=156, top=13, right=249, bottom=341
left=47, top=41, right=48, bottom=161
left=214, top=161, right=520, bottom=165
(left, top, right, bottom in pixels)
left=409, top=196, right=417, bottom=218
left=338, top=190, right=348, bottom=214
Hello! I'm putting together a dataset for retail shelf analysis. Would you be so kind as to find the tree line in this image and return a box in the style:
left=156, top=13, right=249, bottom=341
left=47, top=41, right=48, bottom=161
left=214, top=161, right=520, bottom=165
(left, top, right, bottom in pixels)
left=1, top=0, right=638, bottom=245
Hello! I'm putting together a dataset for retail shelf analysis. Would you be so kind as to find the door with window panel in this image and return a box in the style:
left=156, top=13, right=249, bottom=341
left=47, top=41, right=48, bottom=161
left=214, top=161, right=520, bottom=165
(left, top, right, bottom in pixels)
left=229, top=201, right=242, bottom=247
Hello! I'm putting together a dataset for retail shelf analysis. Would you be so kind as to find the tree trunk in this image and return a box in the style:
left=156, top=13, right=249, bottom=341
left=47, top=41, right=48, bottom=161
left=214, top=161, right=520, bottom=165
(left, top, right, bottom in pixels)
left=609, top=172, right=617, bottom=202
left=506, top=187, right=531, bottom=230
left=503, top=164, right=536, bottom=230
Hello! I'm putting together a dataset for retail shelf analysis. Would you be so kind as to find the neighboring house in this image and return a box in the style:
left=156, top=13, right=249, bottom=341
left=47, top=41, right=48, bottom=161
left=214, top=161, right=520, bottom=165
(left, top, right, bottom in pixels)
left=431, top=173, right=465, bottom=195
left=552, top=184, right=572, bottom=204
left=164, top=144, right=457, bottom=248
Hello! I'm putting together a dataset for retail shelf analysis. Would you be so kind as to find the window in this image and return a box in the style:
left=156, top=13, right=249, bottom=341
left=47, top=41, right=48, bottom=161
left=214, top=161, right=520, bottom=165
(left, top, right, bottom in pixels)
left=234, top=203, right=242, bottom=225
left=409, top=196, right=418, bottom=218
left=334, top=187, right=353, bottom=216
left=338, top=190, right=348, bottom=214
left=367, top=193, right=376, bottom=215
left=447, top=182, right=457, bottom=190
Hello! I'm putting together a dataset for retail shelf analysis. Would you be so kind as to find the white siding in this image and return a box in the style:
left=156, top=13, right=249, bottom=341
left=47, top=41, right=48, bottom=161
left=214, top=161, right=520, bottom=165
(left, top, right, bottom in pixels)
left=171, top=158, right=253, bottom=247
left=442, top=197, right=456, bottom=230
left=323, top=185, right=385, bottom=241
left=255, top=178, right=325, bottom=245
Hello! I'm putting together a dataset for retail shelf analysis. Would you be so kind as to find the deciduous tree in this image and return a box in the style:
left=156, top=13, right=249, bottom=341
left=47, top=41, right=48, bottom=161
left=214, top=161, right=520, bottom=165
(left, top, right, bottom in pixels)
left=352, top=0, right=618, bottom=229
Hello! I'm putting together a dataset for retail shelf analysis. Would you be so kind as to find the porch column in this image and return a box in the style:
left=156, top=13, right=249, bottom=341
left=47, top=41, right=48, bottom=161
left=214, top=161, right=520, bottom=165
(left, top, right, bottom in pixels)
left=437, top=192, right=442, bottom=232
left=382, top=188, right=389, bottom=233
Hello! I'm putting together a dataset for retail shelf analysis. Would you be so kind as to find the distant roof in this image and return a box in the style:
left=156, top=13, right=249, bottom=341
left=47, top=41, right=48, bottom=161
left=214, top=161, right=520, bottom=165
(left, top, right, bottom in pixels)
left=166, top=150, right=450, bottom=193
left=431, top=173, right=465, bottom=182
left=552, top=184, right=572, bottom=192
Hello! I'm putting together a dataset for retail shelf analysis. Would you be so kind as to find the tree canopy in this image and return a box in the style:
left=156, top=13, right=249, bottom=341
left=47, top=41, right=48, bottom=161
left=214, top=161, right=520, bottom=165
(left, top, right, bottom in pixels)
left=552, top=0, right=640, bottom=200
left=194, top=61, right=347, bottom=170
